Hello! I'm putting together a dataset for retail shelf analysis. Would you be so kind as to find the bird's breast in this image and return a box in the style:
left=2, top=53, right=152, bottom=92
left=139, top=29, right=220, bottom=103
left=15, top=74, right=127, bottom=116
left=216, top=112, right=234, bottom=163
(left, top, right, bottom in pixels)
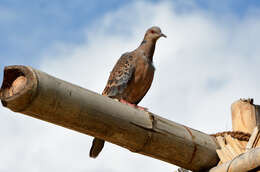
left=134, top=56, right=154, bottom=82
left=124, top=56, right=155, bottom=104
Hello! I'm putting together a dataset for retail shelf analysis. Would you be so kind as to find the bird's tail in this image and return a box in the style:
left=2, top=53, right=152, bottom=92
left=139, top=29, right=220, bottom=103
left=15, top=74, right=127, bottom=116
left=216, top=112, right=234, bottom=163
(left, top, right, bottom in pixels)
left=89, top=138, right=105, bottom=158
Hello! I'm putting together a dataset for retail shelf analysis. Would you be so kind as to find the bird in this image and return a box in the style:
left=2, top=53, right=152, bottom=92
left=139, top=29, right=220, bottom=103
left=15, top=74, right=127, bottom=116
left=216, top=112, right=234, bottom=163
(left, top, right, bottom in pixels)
left=89, top=26, right=166, bottom=158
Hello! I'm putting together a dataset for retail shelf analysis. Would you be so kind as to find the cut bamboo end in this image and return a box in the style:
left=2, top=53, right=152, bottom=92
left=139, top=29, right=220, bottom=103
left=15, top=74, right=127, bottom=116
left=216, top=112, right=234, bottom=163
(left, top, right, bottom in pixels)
left=231, top=99, right=257, bottom=134
left=0, top=65, right=38, bottom=111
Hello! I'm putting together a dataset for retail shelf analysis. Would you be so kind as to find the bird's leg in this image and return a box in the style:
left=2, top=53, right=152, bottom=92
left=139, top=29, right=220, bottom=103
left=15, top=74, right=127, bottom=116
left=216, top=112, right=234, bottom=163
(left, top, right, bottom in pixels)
left=119, top=99, right=148, bottom=111
left=136, top=105, right=148, bottom=111
left=119, top=99, right=136, bottom=108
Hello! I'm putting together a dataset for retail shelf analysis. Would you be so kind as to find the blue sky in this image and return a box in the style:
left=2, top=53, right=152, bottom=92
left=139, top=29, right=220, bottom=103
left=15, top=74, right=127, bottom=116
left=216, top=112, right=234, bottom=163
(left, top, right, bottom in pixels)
left=0, top=0, right=140, bottom=75
left=1, top=0, right=260, bottom=77
left=1, top=0, right=260, bottom=171
left=0, top=1, right=118, bottom=63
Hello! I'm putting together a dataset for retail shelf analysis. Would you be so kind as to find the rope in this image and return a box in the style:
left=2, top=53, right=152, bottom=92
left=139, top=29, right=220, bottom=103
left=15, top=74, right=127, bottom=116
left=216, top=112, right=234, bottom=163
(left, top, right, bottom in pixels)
left=211, top=131, right=251, bottom=141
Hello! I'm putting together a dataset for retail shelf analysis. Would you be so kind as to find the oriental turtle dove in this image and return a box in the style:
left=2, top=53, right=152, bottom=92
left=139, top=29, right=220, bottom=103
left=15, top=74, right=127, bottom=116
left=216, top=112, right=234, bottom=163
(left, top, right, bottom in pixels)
left=89, top=26, right=166, bottom=158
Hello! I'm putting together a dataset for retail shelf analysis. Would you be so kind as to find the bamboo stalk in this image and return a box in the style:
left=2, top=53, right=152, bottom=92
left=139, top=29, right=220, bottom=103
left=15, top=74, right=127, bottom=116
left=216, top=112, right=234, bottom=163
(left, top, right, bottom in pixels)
left=0, top=65, right=219, bottom=172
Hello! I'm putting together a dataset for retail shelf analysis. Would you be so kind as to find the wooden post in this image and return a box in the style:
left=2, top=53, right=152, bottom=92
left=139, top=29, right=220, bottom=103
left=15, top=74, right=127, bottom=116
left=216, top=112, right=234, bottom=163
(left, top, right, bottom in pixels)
left=231, top=99, right=259, bottom=133
left=0, top=65, right=219, bottom=172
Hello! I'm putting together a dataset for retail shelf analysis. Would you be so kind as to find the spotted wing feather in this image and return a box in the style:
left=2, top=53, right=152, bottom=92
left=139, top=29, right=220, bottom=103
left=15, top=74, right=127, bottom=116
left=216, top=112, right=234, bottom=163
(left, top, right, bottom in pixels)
left=102, top=53, right=135, bottom=97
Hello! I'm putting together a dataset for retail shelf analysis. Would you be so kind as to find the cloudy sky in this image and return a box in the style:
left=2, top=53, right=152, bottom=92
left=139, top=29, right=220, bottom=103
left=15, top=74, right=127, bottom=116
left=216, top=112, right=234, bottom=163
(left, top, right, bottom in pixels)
left=1, top=0, right=260, bottom=171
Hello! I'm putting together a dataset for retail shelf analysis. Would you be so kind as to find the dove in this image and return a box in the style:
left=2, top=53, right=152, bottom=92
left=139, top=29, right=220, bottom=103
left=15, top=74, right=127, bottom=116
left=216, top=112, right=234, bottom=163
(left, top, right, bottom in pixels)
left=89, top=26, right=166, bottom=158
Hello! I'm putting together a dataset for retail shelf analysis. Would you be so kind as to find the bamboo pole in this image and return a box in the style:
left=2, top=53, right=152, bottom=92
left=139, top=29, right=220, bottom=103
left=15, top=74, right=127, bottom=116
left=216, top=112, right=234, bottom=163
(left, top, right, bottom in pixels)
left=0, top=65, right=219, bottom=171
left=208, top=147, right=260, bottom=172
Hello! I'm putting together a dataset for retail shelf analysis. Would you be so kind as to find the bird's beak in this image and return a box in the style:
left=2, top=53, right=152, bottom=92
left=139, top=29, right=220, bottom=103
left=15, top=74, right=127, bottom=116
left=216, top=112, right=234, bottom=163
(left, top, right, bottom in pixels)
left=160, top=33, right=167, bottom=38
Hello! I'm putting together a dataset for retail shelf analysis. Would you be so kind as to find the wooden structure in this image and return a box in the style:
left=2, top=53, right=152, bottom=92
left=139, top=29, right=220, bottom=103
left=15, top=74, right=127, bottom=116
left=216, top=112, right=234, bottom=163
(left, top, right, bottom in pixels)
left=208, top=99, right=260, bottom=172
left=1, top=65, right=260, bottom=171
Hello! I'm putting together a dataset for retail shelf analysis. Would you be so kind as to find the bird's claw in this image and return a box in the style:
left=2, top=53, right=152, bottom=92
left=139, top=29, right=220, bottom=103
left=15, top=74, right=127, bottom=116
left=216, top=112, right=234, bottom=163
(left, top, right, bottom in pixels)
left=119, top=99, right=148, bottom=111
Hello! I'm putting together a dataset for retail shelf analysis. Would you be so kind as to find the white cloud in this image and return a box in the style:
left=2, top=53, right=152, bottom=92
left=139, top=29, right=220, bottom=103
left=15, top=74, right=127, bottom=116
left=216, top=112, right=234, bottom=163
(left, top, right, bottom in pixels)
left=1, top=1, right=260, bottom=171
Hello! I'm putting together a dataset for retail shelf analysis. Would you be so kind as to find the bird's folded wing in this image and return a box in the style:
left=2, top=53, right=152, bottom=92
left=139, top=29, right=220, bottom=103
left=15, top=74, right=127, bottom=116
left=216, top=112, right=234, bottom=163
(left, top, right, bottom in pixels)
left=102, top=53, right=135, bottom=97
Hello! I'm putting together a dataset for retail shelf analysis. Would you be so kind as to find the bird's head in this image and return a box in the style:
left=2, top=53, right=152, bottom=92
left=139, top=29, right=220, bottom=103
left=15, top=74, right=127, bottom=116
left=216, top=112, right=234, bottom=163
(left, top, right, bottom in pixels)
left=144, top=26, right=166, bottom=41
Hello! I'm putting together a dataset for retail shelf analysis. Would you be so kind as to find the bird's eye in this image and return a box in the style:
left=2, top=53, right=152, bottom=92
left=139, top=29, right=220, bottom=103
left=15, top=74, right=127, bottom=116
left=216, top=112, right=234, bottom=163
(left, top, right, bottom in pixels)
left=151, top=30, right=155, bottom=34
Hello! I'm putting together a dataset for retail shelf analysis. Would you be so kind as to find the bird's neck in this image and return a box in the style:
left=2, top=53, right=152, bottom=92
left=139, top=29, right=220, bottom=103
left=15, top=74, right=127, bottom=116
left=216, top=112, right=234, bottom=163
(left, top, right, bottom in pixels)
left=138, top=39, right=156, bottom=61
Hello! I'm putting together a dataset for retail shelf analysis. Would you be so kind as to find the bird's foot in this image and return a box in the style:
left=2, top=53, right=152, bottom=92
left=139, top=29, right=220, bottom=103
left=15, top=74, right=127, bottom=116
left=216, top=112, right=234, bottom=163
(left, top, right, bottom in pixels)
left=119, top=99, right=148, bottom=111
left=136, top=105, right=148, bottom=111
